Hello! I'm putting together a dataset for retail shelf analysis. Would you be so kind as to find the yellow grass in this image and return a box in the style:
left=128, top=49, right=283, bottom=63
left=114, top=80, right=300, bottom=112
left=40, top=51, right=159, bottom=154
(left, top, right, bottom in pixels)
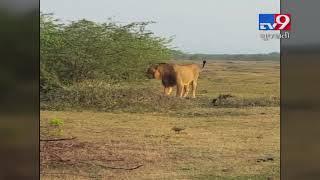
left=41, top=60, right=280, bottom=180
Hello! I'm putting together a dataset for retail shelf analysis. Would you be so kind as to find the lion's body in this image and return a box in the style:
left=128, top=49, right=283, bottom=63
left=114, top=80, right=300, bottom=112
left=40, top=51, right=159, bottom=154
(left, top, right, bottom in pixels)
left=173, top=64, right=200, bottom=86
left=147, top=61, right=206, bottom=98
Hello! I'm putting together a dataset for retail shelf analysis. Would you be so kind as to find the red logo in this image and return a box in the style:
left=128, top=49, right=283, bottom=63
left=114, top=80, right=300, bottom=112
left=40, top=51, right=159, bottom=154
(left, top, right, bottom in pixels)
left=274, top=14, right=291, bottom=30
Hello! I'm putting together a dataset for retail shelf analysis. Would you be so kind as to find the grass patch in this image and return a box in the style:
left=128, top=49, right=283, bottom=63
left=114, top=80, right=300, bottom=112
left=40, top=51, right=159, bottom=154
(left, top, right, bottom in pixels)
left=41, top=108, right=280, bottom=179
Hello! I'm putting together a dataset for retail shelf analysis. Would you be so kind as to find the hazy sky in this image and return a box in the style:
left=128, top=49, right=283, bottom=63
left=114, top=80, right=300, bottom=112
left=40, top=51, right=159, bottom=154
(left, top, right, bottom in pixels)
left=41, top=0, right=280, bottom=54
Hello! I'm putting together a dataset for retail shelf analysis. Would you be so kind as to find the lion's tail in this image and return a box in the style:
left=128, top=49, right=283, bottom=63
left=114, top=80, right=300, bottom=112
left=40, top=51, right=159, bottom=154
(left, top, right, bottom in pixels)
left=202, top=60, right=207, bottom=69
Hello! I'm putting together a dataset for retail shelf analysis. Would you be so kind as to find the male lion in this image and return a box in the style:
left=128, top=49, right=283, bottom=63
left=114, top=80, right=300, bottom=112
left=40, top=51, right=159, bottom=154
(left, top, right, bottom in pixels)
left=147, top=60, right=206, bottom=98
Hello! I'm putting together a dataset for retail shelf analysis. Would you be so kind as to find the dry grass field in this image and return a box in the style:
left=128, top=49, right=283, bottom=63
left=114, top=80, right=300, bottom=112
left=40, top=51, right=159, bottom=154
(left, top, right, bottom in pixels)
left=40, top=60, right=280, bottom=180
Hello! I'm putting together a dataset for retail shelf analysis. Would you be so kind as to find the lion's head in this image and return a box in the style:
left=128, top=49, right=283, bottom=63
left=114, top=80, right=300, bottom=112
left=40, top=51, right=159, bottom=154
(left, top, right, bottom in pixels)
left=147, top=63, right=177, bottom=87
left=146, top=64, right=162, bottom=80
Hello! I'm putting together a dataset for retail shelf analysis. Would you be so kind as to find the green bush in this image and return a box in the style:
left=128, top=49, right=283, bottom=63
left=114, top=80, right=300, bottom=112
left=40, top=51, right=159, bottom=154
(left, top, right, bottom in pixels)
left=49, top=118, right=64, bottom=126
left=40, top=13, right=177, bottom=111
left=40, top=13, right=173, bottom=93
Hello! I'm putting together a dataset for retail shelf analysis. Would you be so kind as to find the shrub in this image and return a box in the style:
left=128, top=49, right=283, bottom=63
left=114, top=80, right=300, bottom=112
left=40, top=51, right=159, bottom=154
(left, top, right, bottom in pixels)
left=49, top=118, right=64, bottom=126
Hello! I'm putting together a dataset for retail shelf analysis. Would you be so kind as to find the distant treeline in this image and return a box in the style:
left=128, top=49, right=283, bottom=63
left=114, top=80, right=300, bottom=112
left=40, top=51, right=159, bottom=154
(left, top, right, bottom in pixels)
left=171, top=50, right=280, bottom=61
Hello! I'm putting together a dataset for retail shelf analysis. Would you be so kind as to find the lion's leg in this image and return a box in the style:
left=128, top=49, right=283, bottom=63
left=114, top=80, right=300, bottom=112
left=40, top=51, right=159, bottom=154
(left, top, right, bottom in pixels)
left=167, top=87, right=173, bottom=95
left=176, top=84, right=184, bottom=97
left=192, top=81, right=197, bottom=98
left=183, top=85, right=190, bottom=97
left=164, top=87, right=171, bottom=95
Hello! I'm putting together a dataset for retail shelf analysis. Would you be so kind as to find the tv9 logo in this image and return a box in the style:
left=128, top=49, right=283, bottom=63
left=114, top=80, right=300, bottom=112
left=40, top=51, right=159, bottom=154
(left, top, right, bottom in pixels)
left=259, top=14, right=291, bottom=30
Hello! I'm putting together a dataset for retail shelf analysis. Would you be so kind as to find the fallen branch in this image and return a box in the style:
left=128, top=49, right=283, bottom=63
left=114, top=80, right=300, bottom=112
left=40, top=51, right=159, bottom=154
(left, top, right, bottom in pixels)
left=91, top=158, right=125, bottom=162
left=80, top=161, right=143, bottom=171
left=101, top=164, right=143, bottom=170
left=40, top=137, right=76, bottom=142
left=92, top=130, right=109, bottom=133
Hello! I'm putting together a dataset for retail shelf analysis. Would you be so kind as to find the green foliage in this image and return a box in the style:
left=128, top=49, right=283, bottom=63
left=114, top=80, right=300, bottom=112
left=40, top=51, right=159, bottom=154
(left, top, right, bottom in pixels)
left=49, top=118, right=64, bottom=126
left=48, top=118, right=64, bottom=136
left=40, top=13, right=172, bottom=93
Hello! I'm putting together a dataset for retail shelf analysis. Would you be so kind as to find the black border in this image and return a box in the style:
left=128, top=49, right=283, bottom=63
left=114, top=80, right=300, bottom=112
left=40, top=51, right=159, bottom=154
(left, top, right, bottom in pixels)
left=0, top=0, right=40, bottom=179
left=281, top=1, right=320, bottom=179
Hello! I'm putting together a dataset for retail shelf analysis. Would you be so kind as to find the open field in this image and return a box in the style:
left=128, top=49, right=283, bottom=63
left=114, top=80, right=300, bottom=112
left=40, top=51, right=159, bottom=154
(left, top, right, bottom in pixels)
left=40, top=60, right=280, bottom=179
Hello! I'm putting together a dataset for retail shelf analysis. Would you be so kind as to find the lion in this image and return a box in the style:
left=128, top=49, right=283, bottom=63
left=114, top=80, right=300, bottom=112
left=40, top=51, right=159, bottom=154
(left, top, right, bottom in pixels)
left=146, top=60, right=206, bottom=98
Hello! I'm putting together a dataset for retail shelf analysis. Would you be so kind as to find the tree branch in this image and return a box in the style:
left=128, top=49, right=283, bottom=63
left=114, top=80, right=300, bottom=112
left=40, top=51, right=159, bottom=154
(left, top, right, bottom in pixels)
left=80, top=161, right=143, bottom=171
